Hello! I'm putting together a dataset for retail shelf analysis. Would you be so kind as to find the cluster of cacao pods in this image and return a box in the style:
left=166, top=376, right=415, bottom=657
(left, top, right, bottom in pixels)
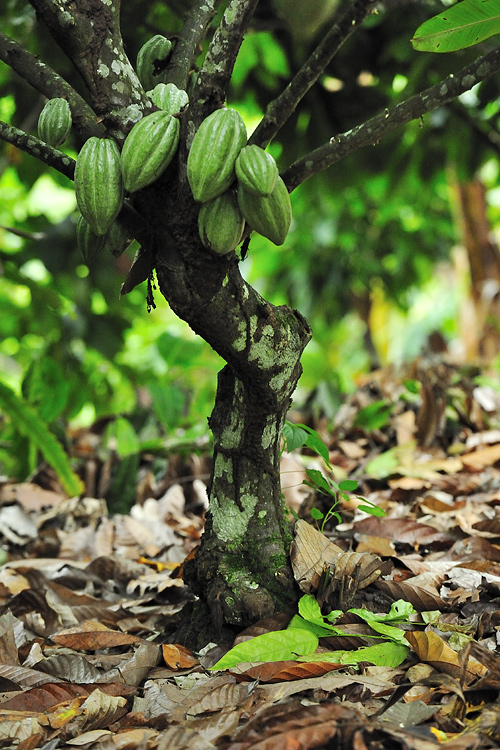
left=187, top=108, right=291, bottom=255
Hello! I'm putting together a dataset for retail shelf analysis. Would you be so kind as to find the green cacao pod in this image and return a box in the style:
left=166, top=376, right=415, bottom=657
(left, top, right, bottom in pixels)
left=187, top=108, right=247, bottom=203
left=136, top=35, right=173, bottom=91
left=76, top=214, right=107, bottom=263
left=235, top=145, right=278, bottom=197
left=74, top=137, right=124, bottom=235
left=237, top=176, right=292, bottom=246
left=148, top=83, right=189, bottom=114
left=37, top=98, right=72, bottom=147
left=198, top=191, right=244, bottom=255
left=121, top=111, right=180, bottom=193
left=104, top=221, right=133, bottom=258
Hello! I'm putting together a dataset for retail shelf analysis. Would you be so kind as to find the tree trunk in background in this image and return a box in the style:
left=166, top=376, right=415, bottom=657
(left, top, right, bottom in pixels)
left=453, top=179, right=500, bottom=360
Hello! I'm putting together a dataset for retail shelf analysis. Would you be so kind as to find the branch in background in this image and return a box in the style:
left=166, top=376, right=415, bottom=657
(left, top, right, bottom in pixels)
left=283, top=45, right=500, bottom=191
left=0, top=120, right=76, bottom=179
left=191, top=0, right=260, bottom=123
left=250, top=0, right=379, bottom=148
left=28, top=0, right=149, bottom=140
left=166, top=0, right=220, bottom=92
left=0, top=32, right=103, bottom=141
left=447, top=100, right=500, bottom=160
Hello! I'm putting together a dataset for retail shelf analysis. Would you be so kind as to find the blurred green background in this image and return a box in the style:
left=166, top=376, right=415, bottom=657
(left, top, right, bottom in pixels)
left=2, top=0, right=500, bottom=490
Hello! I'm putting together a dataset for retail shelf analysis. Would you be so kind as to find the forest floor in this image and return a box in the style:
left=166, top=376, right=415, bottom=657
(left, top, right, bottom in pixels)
left=3, top=358, right=500, bottom=749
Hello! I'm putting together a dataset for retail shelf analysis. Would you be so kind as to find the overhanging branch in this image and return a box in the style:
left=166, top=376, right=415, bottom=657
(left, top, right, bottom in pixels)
left=250, top=0, right=379, bottom=148
left=283, top=45, right=500, bottom=191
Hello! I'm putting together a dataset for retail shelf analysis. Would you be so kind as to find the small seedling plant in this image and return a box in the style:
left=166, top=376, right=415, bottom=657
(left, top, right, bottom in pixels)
left=282, top=421, right=385, bottom=530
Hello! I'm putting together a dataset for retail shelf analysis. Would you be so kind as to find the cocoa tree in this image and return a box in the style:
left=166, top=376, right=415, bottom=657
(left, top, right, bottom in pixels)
left=1, top=0, right=500, bottom=634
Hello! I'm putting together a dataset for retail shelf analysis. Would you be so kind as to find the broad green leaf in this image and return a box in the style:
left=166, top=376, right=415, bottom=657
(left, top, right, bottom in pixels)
left=210, top=628, right=318, bottom=670
left=338, top=479, right=358, bottom=491
left=295, top=423, right=331, bottom=465
left=357, top=500, right=386, bottom=517
left=298, top=594, right=325, bottom=625
left=288, top=614, right=341, bottom=638
left=0, top=381, right=84, bottom=497
left=412, top=0, right=500, bottom=53
left=305, top=468, right=334, bottom=495
left=310, top=507, right=325, bottom=520
left=349, top=601, right=416, bottom=644
left=300, top=641, right=409, bottom=668
left=282, top=421, right=308, bottom=452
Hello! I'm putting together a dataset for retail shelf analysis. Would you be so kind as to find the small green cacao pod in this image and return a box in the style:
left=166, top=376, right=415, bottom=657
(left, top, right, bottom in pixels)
left=237, top=176, right=292, bottom=246
left=37, top=98, right=72, bottom=147
left=147, top=83, right=189, bottom=114
left=187, top=108, right=247, bottom=203
left=121, top=111, right=180, bottom=193
left=76, top=214, right=107, bottom=264
left=198, top=191, right=244, bottom=255
left=136, top=35, right=173, bottom=90
left=104, top=221, right=133, bottom=258
left=235, top=145, right=279, bottom=197
left=74, top=137, right=124, bottom=235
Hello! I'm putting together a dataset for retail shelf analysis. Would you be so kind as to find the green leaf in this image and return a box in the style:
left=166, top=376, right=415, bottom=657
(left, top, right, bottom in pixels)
left=104, top=417, right=140, bottom=458
left=298, top=594, right=324, bottom=625
left=22, top=357, right=69, bottom=423
left=288, top=614, right=340, bottom=638
left=348, top=600, right=416, bottom=644
left=210, top=628, right=319, bottom=670
left=357, top=500, right=386, bottom=517
left=299, top=642, right=409, bottom=668
left=0, top=381, right=84, bottom=497
left=282, top=421, right=308, bottom=452
left=338, top=479, right=358, bottom=491
left=310, top=507, right=324, bottom=520
left=353, top=400, right=392, bottom=431
left=412, top=0, right=500, bottom=53
left=295, top=423, right=331, bottom=466
left=305, top=468, right=335, bottom=495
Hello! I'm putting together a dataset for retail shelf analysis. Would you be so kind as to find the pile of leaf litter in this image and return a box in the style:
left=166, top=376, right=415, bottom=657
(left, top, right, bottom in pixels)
left=2, top=359, right=500, bottom=748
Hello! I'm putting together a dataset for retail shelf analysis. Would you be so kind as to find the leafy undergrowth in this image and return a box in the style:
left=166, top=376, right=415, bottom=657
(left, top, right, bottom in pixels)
left=3, top=359, right=500, bottom=747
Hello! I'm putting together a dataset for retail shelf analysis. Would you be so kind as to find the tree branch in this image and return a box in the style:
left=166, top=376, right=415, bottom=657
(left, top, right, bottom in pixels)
left=29, top=0, right=150, bottom=140
left=283, top=45, right=500, bottom=191
left=250, top=0, right=379, bottom=148
left=0, top=32, right=102, bottom=141
left=166, top=0, right=220, bottom=92
left=191, top=0, right=259, bottom=123
left=0, top=120, right=75, bottom=179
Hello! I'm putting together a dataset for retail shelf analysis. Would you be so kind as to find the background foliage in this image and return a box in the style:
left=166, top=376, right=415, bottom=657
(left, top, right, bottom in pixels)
left=1, top=0, right=500, bottom=484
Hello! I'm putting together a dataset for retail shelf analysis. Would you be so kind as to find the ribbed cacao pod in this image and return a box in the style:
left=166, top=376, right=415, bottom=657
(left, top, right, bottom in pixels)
left=121, top=111, right=180, bottom=193
left=37, top=98, right=72, bottom=147
left=235, top=145, right=278, bottom=197
left=136, top=35, right=173, bottom=91
left=104, top=221, right=133, bottom=258
left=76, top=214, right=107, bottom=263
left=198, top=191, right=244, bottom=255
left=74, top=137, right=124, bottom=235
left=237, top=176, right=292, bottom=246
left=148, top=83, right=189, bottom=114
left=187, top=108, right=247, bottom=203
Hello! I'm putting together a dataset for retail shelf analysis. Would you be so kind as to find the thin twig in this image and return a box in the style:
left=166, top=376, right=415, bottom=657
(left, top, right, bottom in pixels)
left=282, top=45, right=500, bottom=192
left=249, top=0, right=379, bottom=148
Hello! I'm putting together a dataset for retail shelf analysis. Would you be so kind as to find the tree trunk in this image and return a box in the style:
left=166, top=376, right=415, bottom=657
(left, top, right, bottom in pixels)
left=154, top=212, right=312, bottom=627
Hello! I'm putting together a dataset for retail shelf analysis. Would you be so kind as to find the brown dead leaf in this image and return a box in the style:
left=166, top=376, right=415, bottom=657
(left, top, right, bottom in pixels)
left=161, top=644, right=199, bottom=670
left=230, top=660, right=343, bottom=683
left=462, top=444, right=500, bottom=472
left=405, top=631, right=471, bottom=680
left=375, top=579, right=447, bottom=611
left=354, top=517, right=452, bottom=549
